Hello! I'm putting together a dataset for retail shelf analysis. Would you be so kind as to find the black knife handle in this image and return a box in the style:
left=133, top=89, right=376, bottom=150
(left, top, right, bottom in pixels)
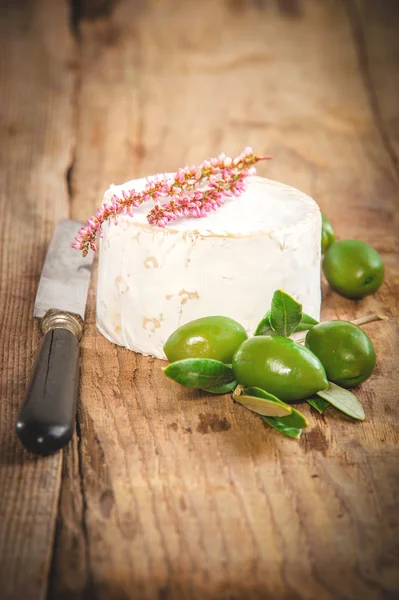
left=16, top=316, right=82, bottom=455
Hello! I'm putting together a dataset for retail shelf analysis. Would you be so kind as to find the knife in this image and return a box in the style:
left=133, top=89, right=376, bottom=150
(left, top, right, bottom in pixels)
left=16, top=219, right=94, bottom=455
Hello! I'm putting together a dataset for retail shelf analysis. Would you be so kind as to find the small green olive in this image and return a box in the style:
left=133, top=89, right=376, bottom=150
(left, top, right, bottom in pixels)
left=305, top=320, right=376, bottom=388
left=232, top=335, right=328, bottom=403
left=321, top=213, right=335, bottom=253
left=323, top=239, right=384, bottom=299
left=164, top=316, right=248, bottom=364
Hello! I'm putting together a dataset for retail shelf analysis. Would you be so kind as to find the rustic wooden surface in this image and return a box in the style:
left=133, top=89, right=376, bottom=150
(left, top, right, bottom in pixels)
left=0, top=1, right=398, bottom=599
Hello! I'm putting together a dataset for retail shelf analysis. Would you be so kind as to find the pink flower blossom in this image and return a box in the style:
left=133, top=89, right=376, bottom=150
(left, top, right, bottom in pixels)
left=73, top=148, right=271, bottom=255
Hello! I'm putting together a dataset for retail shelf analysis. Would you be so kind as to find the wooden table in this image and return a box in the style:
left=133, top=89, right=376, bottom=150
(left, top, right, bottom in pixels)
left=1, top=1, right=398, bottom=599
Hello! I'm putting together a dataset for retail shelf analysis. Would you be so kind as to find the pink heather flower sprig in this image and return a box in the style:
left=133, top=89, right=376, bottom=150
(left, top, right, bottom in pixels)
left=147, top=169, right=250, bottom=227
left=73, top=147, right=270, bottom=256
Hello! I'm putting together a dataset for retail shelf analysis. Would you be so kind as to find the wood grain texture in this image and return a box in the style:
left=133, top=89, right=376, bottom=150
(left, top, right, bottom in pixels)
left=347, top=0, right=399, bottom=169
left=0, top=1, right=398, bottom=599
left=0, top=1, right=76, bottom=599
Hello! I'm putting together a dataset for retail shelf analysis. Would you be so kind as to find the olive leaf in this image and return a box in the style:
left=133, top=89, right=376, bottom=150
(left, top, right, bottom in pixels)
left=233, top=386, right=292, bottom=417
left=254, top=290, right=303, bottom=337
left=294, top=313, right=319, bottom=333
left=307, top=396, right=329, bottom=414
left=163, top=359, right=235, bottom=390
left=240, top=386, right=308, bottom=438
left=317, top=382, right=365, bottom=421
left=263, top=404, right=308, bottom=428
left=204, top=380, right=237, bottom=394
left=262, top=418, right=303, bottom=439
left=254, top=311, right=276, bottom=336
left=270, top=290, right=302, bottom=337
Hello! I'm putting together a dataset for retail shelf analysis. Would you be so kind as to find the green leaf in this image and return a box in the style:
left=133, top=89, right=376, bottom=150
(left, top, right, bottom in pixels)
left=307, top=396, right=330, bottom=414
left=263, top=406, right=308, bottom=429
left=163, top=359, right=235, bottom=390
left=270, top=290, right=302, bottom=337
left=262, top=418, right=303, bottom=439
left=204, top=380, right=237, bottom=394
left=254, top=311, right=276, bottom=336
left=240, top=386, right=308, bottom=438
left=233, top=386, right=292, bottom=417
left=317, top=382, right=365, bottom=420
left=294, top=313, right=319, bottom=333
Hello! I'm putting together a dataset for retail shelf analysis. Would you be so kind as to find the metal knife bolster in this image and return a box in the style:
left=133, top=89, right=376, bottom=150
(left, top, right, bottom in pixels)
left=41, top=309, right=83, bottom=341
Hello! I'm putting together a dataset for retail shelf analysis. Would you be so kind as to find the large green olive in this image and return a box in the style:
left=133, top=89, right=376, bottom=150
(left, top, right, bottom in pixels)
left=323, top=239, right=384, bottom=299
left=232, top=335, right=328, bottom=403
left=305, top=320, right=376, bottom=388
left=164, top=316, right=248, bottom=364
left=321, top=213, right=335, bottom=253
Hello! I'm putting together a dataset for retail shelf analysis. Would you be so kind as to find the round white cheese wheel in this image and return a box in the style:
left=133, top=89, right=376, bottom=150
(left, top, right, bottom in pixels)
left=96, top=176, right=321, bottom=359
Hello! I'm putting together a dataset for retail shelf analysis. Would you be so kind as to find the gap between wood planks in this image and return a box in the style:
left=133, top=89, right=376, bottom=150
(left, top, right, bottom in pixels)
left=64, top=0, right=82, bottom=207
left=51, top=3, right=129, bottom=595
left=343, top=0, right=399, bottom=175
left=47, top=2, right=95, bottom=597
left=65, top=0, right=118, bottom=205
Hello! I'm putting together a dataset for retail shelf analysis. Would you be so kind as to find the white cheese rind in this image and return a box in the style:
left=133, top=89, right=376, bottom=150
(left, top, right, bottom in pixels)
left=96, top=176, right=322, bottom=359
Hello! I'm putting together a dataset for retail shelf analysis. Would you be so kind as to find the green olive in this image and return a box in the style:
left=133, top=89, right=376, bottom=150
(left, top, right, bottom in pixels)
left=164, top=316, right=248, bottom=364
left=232, top=335, right=328, bottom=403
left=323, top=239, right=384, bottom=299
left=305, top=320, right=376, bottom=388
left=321, top=213, right=335, bottom=253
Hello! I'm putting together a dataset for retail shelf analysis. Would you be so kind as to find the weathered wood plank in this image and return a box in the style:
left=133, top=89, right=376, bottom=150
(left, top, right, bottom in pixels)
left=347, top=0, right=399, bottom=169
left=50, top=1, right=399, bottom=599
left=0, top=2, right=76, bottom=599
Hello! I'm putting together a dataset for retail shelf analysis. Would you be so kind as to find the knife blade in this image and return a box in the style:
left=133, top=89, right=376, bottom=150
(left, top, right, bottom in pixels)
left=16, top=219, right=94, bottom=455
left=34, top=219, right=93, bottom=319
